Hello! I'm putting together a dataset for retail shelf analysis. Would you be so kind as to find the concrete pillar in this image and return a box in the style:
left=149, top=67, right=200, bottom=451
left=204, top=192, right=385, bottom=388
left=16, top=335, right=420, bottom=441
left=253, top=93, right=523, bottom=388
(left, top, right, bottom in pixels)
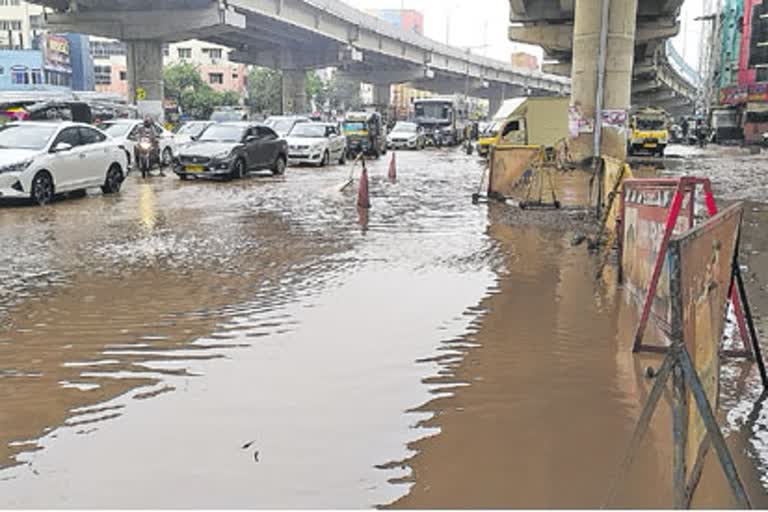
left=487, top=85, right=508, bottom=118
left=570, top=0, right=638, bottom=162
left=372, top=83, right=392, bottom=108
left=126, top=40, right=165, bottom=122
left=282, top=70, right=307, bottom=115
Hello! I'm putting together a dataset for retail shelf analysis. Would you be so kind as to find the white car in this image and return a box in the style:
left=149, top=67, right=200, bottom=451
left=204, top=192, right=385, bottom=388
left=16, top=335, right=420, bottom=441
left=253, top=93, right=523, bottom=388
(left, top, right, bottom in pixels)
left=286, top=122, right=347, bottom=167
left=0, top=121, right=128, bottom=205
left=99, top=119, right=178, bottom=169
left=175, top=121, right=216, bottom=147
left=265, top=115, right=310, bottom=137
left=387, top=121, right=425, bottom=150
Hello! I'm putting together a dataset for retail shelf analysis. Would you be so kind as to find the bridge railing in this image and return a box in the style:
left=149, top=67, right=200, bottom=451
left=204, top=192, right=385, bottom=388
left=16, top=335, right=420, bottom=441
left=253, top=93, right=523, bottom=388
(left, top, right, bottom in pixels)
left=664, top=40, right=701, bottom=88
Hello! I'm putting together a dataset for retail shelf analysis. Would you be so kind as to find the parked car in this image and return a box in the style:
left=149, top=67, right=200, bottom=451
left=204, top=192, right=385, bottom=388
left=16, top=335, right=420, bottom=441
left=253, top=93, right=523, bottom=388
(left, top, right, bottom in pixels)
left=174, top=120, right=216, bottom=146
left=264, top=115, right=310, bottom=137
left=175, top=122, right=287, bottom=180
left=387, top=121, right=425, bottom=150
left=0, top=121, right=128, bottom=205
left=99, top=118, right=177, bottom=169
left=286, top=122, right=347, bottom=166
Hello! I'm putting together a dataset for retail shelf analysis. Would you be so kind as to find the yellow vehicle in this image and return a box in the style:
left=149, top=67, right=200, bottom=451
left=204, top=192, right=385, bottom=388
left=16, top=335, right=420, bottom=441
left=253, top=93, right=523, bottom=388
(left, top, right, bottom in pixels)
left=628, top=107, right=669, bottom=157
left=477, top=121, right=500, bottom=158
left=477, top=97, right=569, bottom=157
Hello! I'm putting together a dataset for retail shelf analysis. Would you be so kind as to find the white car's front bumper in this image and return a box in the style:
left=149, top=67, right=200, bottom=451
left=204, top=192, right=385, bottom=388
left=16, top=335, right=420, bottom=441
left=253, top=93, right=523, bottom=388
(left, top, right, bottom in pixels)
left=288, top=150, right=324, bottom=165
left=388, top=138, right=418, bottom=149
left=0, top=172, right=28, bottom=199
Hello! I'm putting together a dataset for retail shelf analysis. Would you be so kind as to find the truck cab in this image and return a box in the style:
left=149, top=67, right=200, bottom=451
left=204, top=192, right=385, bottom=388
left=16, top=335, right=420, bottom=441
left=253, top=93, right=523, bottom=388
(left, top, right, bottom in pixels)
left=628, top=107, right=669, bottom=157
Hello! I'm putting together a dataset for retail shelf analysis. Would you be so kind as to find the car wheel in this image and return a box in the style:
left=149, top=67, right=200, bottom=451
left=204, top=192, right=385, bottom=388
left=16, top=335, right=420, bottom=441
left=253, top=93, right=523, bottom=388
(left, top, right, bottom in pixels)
left=31, top=171, right=54, bottom=206
left=179, top=174, right=190, bottom=181
left=339, top=150, right=346, bottom=165
left=231, top=158, right=246, bottom=180
left=101, top=164, right=124, bottom=195
left=161, top=147, right=173, bottom=167
left=272, top=155, right=286, bottom=175
left=318, top=150, right=329, bottom=167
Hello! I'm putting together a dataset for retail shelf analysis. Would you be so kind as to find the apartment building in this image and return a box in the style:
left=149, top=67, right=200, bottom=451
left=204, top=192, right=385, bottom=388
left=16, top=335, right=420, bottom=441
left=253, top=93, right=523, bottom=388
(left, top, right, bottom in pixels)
left=90, top=37, right=247, bottom=99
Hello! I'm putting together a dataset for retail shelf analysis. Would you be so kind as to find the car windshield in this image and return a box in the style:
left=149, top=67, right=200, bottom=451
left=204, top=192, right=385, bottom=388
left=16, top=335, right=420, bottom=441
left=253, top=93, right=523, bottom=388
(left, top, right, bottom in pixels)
left=99, top=122, right=132, bottom=138
left=210, top=111, right=243, bottom=122
left=0, top=124, right=57, bottom=150
left=342, top=122, right=366, bottom=132
left=392, top=122, right=417, bottom=133
left=270, top=119, right=296, bottom=135
left=290, top=124, right=327, bottom=138
left=415, top=103, right=452, bottom=120
left=636, top=118, right=666, bottom=130
left=198, top=124, right=244, bottom=142
left=176, top=123, right=208, bottom=137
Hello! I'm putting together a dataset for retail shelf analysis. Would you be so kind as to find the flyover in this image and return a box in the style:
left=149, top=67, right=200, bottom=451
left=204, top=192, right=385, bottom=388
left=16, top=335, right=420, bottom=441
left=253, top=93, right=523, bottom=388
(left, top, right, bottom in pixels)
left=32, top=0, right=570, bottom=118
left=507, top=0, right=700, bottom=159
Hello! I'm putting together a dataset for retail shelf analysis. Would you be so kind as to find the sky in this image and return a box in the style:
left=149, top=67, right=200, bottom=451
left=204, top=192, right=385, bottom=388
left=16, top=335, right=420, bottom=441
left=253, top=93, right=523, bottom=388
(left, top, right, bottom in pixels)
left=345, top=0, right=705, bottom=71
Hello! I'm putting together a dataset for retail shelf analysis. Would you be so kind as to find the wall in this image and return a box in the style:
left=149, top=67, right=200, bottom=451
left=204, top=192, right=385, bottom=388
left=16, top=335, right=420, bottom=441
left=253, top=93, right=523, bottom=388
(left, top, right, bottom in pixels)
left=65, top=33, right=94, bottom=91
left=0, top=1, right=44, bottom=50
left=367, top=9, right=424, bottom=35
left=0, top=49, right=64, bottom=90
left=739, top=0, right=763, bottom=86
left=510, top=52, right=538, bottom=71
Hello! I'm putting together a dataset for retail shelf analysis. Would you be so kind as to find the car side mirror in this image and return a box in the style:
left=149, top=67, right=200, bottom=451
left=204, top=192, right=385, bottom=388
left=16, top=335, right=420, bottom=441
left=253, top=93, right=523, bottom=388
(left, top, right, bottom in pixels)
left=52, top=142, right=72, bottom=153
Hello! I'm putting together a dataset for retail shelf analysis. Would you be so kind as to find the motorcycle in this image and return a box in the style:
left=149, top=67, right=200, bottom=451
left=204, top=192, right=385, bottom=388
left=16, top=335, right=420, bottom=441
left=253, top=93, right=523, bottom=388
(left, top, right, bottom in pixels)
left=136, top=137, right=154, bottom=178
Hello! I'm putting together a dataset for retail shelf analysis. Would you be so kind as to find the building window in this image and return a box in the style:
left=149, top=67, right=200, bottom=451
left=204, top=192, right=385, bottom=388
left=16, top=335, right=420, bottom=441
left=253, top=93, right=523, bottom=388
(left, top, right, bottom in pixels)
left=94, top=65, right=112, bottom=85
left=232, top=73, right=238, bottom=80
left=29, top=15, right=42, bottom=30
left=202, top=48, right=223, bottom=60
left=177, top=48, right=192, bottom=59
left=119, top=70, right=127, bottom=81
left=209, top=73, right=224, bottom=85
left=31, top=69, right=42, bottom=84
left=0, top=20, right=23, bottom=31
left=90, top=40, right=126, bottom=58
left=0, top=0, right=22, bottom=5
left=11, top=66, right=28, bottom=84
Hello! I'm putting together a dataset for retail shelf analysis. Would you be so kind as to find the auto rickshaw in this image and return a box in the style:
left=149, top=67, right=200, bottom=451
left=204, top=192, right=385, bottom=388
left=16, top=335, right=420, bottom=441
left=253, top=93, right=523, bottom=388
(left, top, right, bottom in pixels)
left=342, top=111, right=387, bottom=159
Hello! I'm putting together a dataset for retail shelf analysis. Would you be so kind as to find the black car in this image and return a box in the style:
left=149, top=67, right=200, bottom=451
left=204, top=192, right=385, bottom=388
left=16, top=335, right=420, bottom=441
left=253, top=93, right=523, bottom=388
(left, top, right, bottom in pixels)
left=174, top=122, right=287, bottom=180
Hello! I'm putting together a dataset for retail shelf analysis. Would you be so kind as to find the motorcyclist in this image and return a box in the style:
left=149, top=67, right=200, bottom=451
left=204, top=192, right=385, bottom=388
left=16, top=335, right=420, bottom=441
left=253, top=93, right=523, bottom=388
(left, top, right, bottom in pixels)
left=135, top=115, right=164, bottom=177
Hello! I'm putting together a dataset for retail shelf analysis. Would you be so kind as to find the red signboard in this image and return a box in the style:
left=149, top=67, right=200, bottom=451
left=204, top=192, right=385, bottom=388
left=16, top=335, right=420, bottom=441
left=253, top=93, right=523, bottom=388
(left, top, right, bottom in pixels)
left=720, top=86, right=748, bottom=105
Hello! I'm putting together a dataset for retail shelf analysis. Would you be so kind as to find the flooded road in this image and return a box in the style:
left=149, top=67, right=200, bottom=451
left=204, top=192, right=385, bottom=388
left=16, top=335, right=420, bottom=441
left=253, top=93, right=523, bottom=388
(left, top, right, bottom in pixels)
left=0, top=145, right=767, bottom=507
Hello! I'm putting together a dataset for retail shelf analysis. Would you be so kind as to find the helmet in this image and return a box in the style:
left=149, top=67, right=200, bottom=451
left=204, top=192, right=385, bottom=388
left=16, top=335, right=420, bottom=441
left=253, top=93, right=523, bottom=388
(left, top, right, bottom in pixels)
left=143, top=115, right=153, bottom=128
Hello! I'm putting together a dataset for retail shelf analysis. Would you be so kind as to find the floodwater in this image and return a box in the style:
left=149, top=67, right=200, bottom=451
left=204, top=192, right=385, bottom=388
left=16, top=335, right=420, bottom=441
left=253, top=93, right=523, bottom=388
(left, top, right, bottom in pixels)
left=0, top=146, right=766, bottom=508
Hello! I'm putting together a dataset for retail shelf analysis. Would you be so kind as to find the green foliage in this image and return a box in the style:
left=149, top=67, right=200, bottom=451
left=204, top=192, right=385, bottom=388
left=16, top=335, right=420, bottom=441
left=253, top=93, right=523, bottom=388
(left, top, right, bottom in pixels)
left=327, top=74, right=361, bottom=111
left=164, top=62, right=243, bottom=120
left=246, top=67, right=282, bottom=115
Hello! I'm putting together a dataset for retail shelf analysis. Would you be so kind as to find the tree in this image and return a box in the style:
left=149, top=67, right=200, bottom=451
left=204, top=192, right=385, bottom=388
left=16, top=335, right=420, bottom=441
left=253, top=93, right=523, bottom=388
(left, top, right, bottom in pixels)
left=164, top=62, right=205, bottom=103
left=246, top=67, right=282, bottom=115
left=164, top=63, right=243, bottom=120
left=327, top=73, right=362, bottom=112
left=305, top=71, right=327, bottom=111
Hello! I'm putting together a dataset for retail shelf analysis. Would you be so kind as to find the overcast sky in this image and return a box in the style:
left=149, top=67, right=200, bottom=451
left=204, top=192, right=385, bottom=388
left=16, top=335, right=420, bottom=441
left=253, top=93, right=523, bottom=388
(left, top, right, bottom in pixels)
left=345, top=0, right=705, bottom=71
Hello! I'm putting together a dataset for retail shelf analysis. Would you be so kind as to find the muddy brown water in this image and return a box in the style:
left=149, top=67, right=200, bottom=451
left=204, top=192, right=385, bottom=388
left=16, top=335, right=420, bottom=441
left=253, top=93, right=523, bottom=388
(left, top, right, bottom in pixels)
left=0, top=146, right=766, bottom=507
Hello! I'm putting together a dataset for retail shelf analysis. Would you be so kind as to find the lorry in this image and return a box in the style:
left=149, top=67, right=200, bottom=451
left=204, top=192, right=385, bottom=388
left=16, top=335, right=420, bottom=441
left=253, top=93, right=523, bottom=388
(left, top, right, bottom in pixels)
left=485, top=96, right=571, bottom=204
left=627, top=107, right=669, bottom=157
left=413, top=95, right=468, bottom=146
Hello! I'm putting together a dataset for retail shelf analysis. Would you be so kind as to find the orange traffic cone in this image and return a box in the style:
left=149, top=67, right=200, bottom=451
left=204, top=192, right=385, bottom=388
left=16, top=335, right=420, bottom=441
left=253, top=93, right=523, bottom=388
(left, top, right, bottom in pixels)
left=357, top=164, right=371, bottom=209
left=388, top=152, right=397, bottom=182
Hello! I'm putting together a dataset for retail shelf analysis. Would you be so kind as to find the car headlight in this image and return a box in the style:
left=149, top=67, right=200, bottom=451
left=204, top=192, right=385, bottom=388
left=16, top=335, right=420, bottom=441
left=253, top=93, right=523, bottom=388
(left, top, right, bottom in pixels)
left=0, top=159, right=33, bottom=174
left=212, top=150, right=233, bottom=160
